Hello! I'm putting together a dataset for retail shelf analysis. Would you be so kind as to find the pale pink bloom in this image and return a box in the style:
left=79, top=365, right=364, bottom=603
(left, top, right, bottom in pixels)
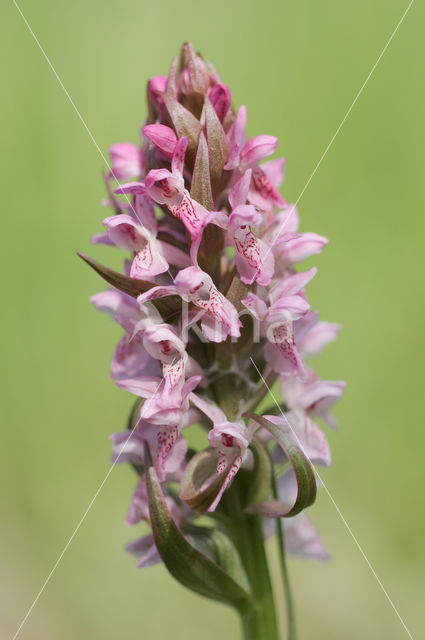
left=147, top=75, right=168, bottom=115
left=225, top=106, right=285, bottom=210
left=225, top=107, right=278, bottom=171
left=113, top=138, right=185, bottom=203
left=243, top=269, right=316, bottom=377
left=263, top=412, right=331, bottom=467
left=143, top=124, right=177, bottom=158
left=265, top=206, right=328, bottom=272
left=266, top=205, right=300, bottom=236
left=138, top=266, right=242, bottom=343
left=116, top=323, right=202, bottom=428
left=189, top=393, right=256, bottom=510
left=207, top=422, right=254, bottom=511
left=109, top=142, right=143, bottom=181
left=273, top=232, right=329, bottom=270
left=90, top=288, right=160, bottom=380
left=263, top=469, right=329, bottom=561
left=110, top=419, right=187, bottom=484
left=92, top=214, right=169, bottom=279
left=224, top=170, right=275, bottom=286
left=283, top=513, right=329, bottom=561
left=249, top=162, right=286, bottom=212
left=280, top=371, right=347, bottom=429
left=294, top=311, right=341, bottom=359
left=115, top=138, right=215, bottom=252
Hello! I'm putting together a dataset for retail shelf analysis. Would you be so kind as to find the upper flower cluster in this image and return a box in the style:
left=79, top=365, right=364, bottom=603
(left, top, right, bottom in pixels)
left=85, top=43, right=345, bottom=568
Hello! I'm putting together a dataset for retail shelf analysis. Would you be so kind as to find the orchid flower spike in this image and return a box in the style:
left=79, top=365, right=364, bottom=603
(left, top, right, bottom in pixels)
left=81, top=42, right=345, bottom=637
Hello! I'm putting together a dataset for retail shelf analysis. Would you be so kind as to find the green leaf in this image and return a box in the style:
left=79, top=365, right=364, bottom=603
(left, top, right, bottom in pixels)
left=244, top=413, right=317, bottom=517
left=78, top=252, right=153, bottom=296
left=182, top=42, right=207, bottom=95
left=78, top=253, right=181, bottom=320
left=204, top=96, right=230, bottom=195
left=197, top=222, right=224, bottom=280
left=145, top=445, right=252, bottom=610
left=184, top=525, right=250, bottom=594
left=190, top=131, right=214, bottom=210
left=203, top=528, right=251, bottom=593
left=165, top=56, right=178, bottom=97
left=245, top=439, right=273, bottom=509
left=225, top=273, right=250, bottom=312
left=162, top=92, right=201, bottom=162
left=246, top=499, right=292, bottom=519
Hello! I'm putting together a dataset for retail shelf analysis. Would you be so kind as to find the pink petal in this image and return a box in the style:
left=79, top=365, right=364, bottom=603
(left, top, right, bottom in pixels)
left=240, top=135, right=278, bottom=169
left=171, top=136, right=188, bottom=178
left=143, top=324, right=185, bottom=363
left=268, top=295, right=310, bottom=324
left=114, top=181, right=146, bottom=195
left=189, top=392, right=227, bottom=424
left=270, top=267, right=317, bottom=301
left=143, top=124, right=177, bottom=158
left=263, top=413, right=331, bottom=467
left=169, top=196, right=211, bottom=239
left=300, top=321, right=341, bottom=358
left=209, top=84, right=232, bottom=122
left=242, top=292, right=268, bottom=321
left=208, top=422, right=251, bottom=453
left=115, top=376, right=161, bottom=397
left=103, top=214, right=144, bottom=252
left=229, top=169, right=252, bottom=209
left=265, top=333, right=306, bottom=378
left=249, top=167, right=286, bottom=210
left=284, top=513, right=329, bottom=561
left=261, top=157, right=286, bottom=188
left=227, top=105, right=247, bottom=150
left=126, top=534, right=162, bottom=569
left=137, top=284, right=178, bottom=306
left=109, top=142, right=141, bottom=181
left=90, top=231, right=114, bottom=246
left=134, top=195, right=157, bottom=233
left=228, top=204, right=262, bottom=232
left=110, top=334, right=155, bottom=380
left=130, top=239, right=169, bottom=279
left=109, top=429, right=145, bottom=465
left=275, top=232, right=328, bottom=266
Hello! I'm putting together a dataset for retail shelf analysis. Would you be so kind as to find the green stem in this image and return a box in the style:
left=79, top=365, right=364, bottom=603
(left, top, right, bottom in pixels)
left=272, top=474, right=296, bottom=640
left=224, top=489, right=279, bottom=640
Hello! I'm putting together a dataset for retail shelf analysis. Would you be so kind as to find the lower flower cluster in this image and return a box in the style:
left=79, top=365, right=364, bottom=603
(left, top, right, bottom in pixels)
left=84, top=43, right=345, bottom=570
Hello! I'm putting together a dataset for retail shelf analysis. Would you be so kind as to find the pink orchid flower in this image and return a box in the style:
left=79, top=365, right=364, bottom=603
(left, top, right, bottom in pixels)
left=189, top=393, right=257, bottom=511
left=280, top=370, right=347, bottom=429
left=108, top=142, right=143, bottom=181
left=90, top=287, right=161, bottom=380
left=221, top=170, right=275, bottom=286
left=264, top=412, right=331, bottom=467
left=294, top=311, right=341, bottom=359
left=92, top=214, right=169, bottom=279
left=243, top=268, right=317, bottom=377
left=137, top=266, right=242, bottom=343
left=115, top=138, right=214, bottom=246
left=208, top=84, right=232, bottom=122
left=225, top=105, right=286, bottom=210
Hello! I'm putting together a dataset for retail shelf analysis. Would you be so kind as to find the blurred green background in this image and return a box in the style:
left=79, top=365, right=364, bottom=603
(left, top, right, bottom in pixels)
left=1, top=0, right=424, bottom=638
